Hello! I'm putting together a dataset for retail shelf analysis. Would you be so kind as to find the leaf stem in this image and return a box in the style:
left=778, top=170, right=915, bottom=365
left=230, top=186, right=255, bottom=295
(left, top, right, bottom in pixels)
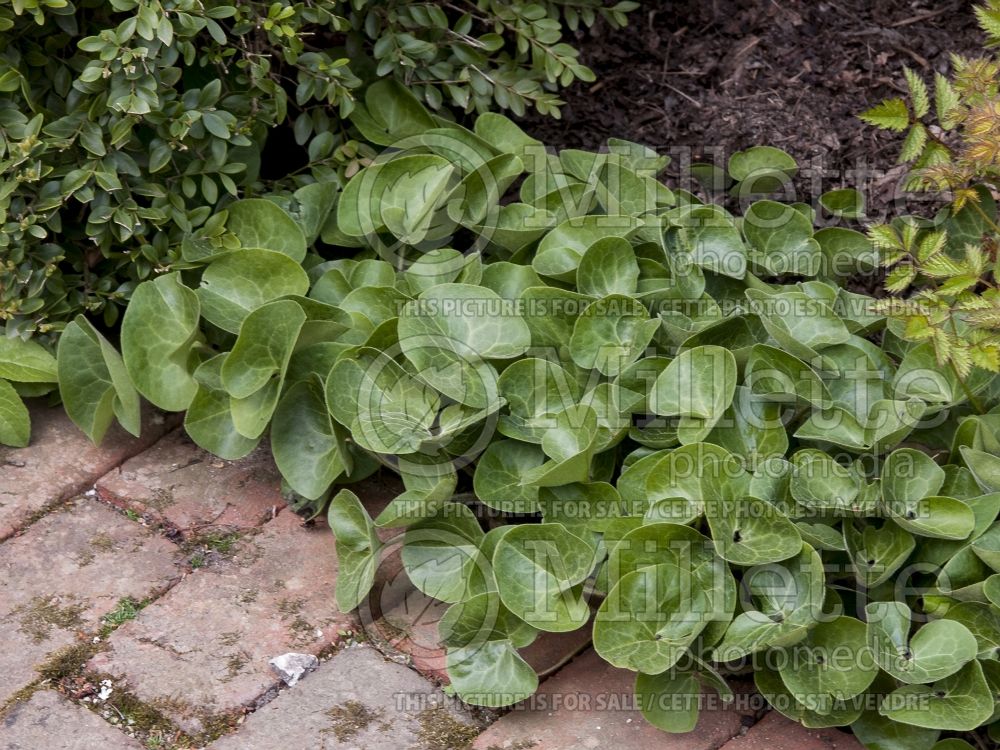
left=949, top=357, right=985, bottom=414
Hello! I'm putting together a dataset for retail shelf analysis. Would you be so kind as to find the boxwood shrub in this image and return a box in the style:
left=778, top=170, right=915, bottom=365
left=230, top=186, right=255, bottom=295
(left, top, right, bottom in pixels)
left=0, top=0, right=634, bottom=341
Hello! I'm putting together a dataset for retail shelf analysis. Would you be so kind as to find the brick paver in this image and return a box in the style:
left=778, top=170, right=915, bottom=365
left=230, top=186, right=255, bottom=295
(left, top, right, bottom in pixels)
left=207, top=645, right=480, bottom=750
left=0, top=405, right=173, bottom=541
left=0, top=418, right=875, bottom=750
left=96, top=429, right=283, bottom=534
left=0, top=499, right=182, bottom=706
left=471, top=648, right=755, bottom=750
left=0, top=690, right=142, bottom=749
left=718, top=710, right=864, bottom=750
left=88, top=510, right=356, bottom=734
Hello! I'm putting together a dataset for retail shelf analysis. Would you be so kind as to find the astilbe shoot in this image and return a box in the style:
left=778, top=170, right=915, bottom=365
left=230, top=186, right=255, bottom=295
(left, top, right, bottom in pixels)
left=862, top=0, right=1000, bottom=388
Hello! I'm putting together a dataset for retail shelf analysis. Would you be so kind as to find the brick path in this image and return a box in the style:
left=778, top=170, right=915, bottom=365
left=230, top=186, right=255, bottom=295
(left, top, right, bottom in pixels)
left=0, top=406, right=865, bottom=750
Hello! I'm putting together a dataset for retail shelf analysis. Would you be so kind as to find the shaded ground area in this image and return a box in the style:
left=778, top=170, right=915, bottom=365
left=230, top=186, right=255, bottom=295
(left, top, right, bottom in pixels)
left=519, top=0, right=982, bottom=214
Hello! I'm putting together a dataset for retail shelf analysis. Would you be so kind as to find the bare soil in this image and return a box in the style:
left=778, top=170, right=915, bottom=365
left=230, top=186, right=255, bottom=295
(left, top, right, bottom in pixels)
left=518, top=0, right=983, bottom=214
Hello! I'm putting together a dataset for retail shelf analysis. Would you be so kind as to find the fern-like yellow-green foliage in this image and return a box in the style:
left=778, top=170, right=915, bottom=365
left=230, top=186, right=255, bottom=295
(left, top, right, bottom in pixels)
left=862, top=0, right=1000, bottom=379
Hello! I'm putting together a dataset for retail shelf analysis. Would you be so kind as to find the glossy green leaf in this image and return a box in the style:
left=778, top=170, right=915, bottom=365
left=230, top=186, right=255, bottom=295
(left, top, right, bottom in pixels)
left=677, top=205, right=747, bottom=278
left=532, top=216, right=638, bottom=282
left=493, top=523, right=594, bottom=632
left=398, top=283, right=525, bottom=407
left=650, top=346, right=737, bottom=444
left=576, top=236, right=640, bottom=297
left=225, top=198, right=307, bottom=262
left=57, top=316, right=141, bottom=444
left=569, top=294, right=659, bottom=377
left=635, top=670, right=701, bottom=733
left=520, top=404, right=600, bottom=487
left=729, top=146, right=797, bottom=192
left=272, top=378, right=348, bottom=500
left=867, top=601, right=977, bottom=684
left=713, top=545, right=826, bottom=660
left=446, top=639, right=538, bottom=708
left=706, top=496, right=802, bottom=566
left=820, top=188, right=865, bottom=219
left=755, top=667, right=863, bottom=728
left=0, top=337, right=57, bottom=383
left=473, top=439, right=545, bottom=513
left=743, top=200, right=822, bottom=276
left=329, top=489, right=381, bottom=613
left=0, top=379, right=30, bottom=447
left=197, top=249, right=309, bottom=334
left=402, top=503, right=485, bottom=604
left=851, top=711, right=940, bottom=750
left=327, top=348, right=440, bottom=455
left=845, top=520, right=915, bottom=587
left=121, top=273, right=200, bottom=411
left=880, top=660, right=994, bottom=731
left=183, top=354, right=260, bottom=460
left=595, top=557, right=727, bottom=673
left=778, top=616, right=878, bottom=713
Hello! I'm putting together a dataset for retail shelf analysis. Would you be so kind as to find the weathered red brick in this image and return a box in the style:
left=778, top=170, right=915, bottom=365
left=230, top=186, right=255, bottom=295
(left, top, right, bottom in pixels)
left=95, top=429, right=283, bottom=534
left=718, top=710, right=864, bottom=750
left=0, top=499, right=182, bottom=705
left=0, top=405, right=174, bottom=541
left=471, top=648, right=754, bottom=750
left=0, top=690, right=144, bottom=749
left=88, top=510, right=356, bottom=734
left=206, top=646, right=481, bottom=750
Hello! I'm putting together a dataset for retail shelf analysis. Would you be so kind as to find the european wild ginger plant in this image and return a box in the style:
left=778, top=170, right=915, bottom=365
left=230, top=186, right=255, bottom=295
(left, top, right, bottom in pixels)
left=14, top=77, right=1000, bottom=747
left=862, top=0, right=1000, bottom=396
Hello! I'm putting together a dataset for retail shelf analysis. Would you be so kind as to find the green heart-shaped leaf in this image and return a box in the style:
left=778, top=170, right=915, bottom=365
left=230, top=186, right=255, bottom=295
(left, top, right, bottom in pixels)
left=327, top=348, right=441, bottom=455
left=183, top=354, right=261, bottom=460
left=820, top=188, right=865, bottom=219
left=493, top=523, right=594, bottom=632
left=473, top=439, right=545, bottom=513
left=707, top=496, right=803, bottom=566
left=532, top=216, right=638, bottom=282
left=778, top=616, right=878, bottom=713
left=225, top=198, right=307, bottom=262
left=713, top=544, right=826, bottom=660
left=755, top=667, right=863, bottom=728
left=569, top=294, right=659, bottom=377
left=866, top=601, right=977, bottom=684
left=402, top=502, right=485, bottom=604
left=121, top=273, right=200, bottom=412
left=650, top=346, right=737, bottom=443
left=594, top=558, right=728, bottom=673
left=677, top=205, right=747, bottom=279
left=446, top=639, right=539, bottom=707
left=745, top=344, right=830, bottom=407
left=57, top=316, right=141, bottom=444
left=744, top=200, right=822, bottom=276
left=329, top=489, right=381, bottom=612
left=635, top=670, right=701, bottom=733
left=0, top=379, right=30, bottom=447
left=851, top=711, right=940, bottom=750
left=520, top=404, right=600, bottom=487
left=845, top=520, right=915, bottom=587
left=271, top=378, right=349, bottom=500
left=879, top=660, right=994, bottom=731
left=197, top=249, right=309, bottom=334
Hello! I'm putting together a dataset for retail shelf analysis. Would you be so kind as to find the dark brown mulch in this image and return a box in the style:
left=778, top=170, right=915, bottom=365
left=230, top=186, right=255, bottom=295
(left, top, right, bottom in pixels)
left=518, top=0, right=983, bottom=215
